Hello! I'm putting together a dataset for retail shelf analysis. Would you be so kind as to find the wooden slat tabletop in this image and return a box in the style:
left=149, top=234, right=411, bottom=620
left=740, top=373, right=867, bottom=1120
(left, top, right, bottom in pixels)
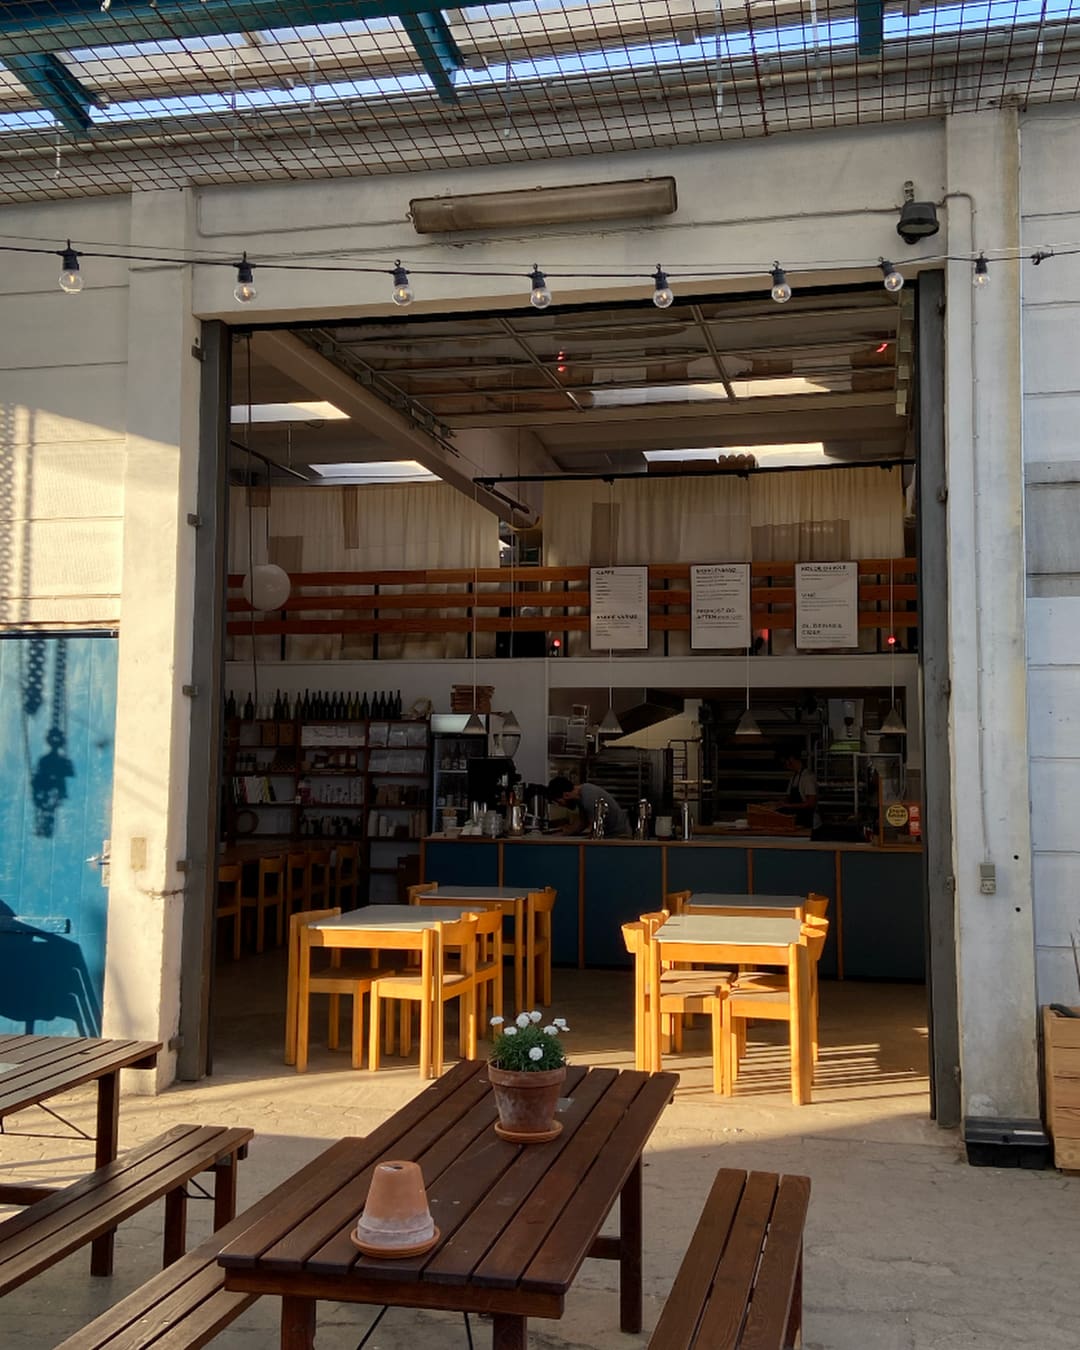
left=219, top=1059, right=677, bottom=1309
left=0, top=1035, right=161, bottom=1118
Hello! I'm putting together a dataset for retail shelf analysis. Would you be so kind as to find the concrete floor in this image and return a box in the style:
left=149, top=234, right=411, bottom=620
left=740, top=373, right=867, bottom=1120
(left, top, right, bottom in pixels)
left=3, top=957, right=1078, bottom=1349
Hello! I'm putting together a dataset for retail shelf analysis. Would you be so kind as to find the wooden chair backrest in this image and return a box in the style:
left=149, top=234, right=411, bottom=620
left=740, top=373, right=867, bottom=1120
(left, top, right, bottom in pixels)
left=621, top=920, right=648, bottom=957
left=308, top=849, right=330, bottom=866
left=638, top=909, right=670, bottom=936
left=286, top=851, right=309, bottom=869
left=335, top=842, right=359, bottom=865
left=258, top=856, right=283, bottom=878
left=664, top=890, right=692, bottom=915
left=407, top=881, right=434, bottom=905
left=527, top=886, right=556, bottom=914
left=217, top=864, right=241, bottom=885
left=806, top=892, right=830, bottom=919
left=435, top=913, right=480, bottom=972
left=801, top=916, right=829, bottom=962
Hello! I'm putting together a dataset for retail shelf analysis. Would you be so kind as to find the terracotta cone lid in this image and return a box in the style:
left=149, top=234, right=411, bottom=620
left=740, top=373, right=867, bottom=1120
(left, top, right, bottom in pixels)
left=351, top=1160, right=439, bottom=1259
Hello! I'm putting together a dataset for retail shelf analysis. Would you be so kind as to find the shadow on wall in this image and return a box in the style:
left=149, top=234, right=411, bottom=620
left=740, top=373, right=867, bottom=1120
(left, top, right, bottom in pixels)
left=23, top=636, right=76, bottom=838
left=0, top=901, right=102, bottom=1035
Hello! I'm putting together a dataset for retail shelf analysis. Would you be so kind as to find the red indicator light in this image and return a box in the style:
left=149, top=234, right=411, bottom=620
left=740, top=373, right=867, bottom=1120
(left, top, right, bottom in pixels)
left=875, top=342, right=889, bottom=354
left=887, top=634, right=897, bottom=646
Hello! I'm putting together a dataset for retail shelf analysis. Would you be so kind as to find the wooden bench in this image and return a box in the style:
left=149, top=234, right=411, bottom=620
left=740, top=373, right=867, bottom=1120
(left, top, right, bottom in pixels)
left=0, top=1123, right=252, bottom=1297
left=648, top=1168, right=811, bottom=1350
left=53, top=1138, right=356, bottom=1350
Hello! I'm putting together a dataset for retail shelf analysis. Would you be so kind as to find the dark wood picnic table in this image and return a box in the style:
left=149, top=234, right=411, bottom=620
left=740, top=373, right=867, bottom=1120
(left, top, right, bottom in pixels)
left=0, top=1033, right=161, bottom=1273
left=218, top=1057, right=679, bottom=1349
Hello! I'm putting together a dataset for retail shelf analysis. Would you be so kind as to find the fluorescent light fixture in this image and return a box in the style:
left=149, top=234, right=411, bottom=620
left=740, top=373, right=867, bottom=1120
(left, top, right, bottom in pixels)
left=230, top=400, right=348, bottom=424
left=410, top=177, right=677, bottom=233
left=310, top=461, right=440, bottom=483
left=643, top=443, right=830, bottom=467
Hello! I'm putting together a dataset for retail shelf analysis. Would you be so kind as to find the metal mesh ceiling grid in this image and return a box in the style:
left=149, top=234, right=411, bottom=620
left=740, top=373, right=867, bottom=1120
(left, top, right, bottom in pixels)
left=0, top=0, right=1075, bottom=202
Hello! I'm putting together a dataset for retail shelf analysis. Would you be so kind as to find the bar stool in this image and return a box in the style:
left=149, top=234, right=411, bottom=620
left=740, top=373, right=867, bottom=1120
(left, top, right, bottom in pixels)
left=239, top=855, right=284, bottom=953
left=284, top=850, right=311, bottom=918
left=333, top=842, right=361, bottom=909
left=216, top=864, right=243, bottom=961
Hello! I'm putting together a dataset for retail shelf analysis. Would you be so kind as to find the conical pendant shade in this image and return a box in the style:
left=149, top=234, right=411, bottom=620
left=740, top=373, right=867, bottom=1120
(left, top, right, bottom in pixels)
left=735, top=708, right=762, bottom=737
left=880, top=706, right=907, bottom=735
left=463, top=711, right=486, bottom=735
left=599, top=705, right=623, bottom=736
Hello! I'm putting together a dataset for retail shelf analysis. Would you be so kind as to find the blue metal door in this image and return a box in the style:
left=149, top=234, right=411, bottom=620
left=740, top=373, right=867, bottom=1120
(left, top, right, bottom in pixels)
left=0, top=635, right=117, bottom=1036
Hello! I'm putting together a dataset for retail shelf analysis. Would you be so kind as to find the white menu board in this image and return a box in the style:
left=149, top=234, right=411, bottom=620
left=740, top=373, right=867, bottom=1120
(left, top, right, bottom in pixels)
left=590, top=566, right=649, bottom=650
left=690, top=564, right=751, bottom=649
left=796, top=561, right=859, bottom=648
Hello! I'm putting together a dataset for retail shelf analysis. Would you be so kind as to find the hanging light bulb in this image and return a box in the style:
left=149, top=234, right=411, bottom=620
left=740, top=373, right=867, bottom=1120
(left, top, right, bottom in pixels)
left=233, top=252, right=256, bottom=304
left=58, top=241, right=83, bottom=293
left=529, top=266, right=552, bottom=310
left=652, top=265, right=674, bottom=309
left=882, top=564, right=907, bottom=734
left=973, top=253, right=989, bottom=288
left=391, top=261, right=413, bottom=306
left=879, top=258, right=904, bottom=292
left=599, top=705, right=623, bottom=737
left=770, top=262, right=792, bottom=303
left=735, top=643, right=762, bottom=736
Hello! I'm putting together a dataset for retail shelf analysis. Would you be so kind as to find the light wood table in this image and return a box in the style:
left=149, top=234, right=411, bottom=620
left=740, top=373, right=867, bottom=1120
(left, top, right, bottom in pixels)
left=651, top=914, right=813, bottom=1105
left=300, top=906, right=471, bottom=1077
left=415, top=884, right=545, bottom=1012
left=218, top=1058, right=678, bottom=1350
left=684, top=892, right=806, bottom=919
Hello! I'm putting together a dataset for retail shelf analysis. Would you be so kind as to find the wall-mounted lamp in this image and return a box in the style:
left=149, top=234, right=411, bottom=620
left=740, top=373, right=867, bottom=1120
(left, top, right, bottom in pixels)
left=896, top=181, right=940, bottom=245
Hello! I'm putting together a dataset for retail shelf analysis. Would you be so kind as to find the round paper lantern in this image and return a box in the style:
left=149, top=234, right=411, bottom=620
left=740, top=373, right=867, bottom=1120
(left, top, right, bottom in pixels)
left=242, top=564, right=291, bottom=611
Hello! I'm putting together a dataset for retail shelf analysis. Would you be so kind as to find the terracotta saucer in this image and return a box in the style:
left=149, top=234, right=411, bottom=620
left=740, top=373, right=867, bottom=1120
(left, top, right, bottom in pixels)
left=494, top=1119, right=563, bottom=1144
left=350, top=1225, right=440, bottom=1260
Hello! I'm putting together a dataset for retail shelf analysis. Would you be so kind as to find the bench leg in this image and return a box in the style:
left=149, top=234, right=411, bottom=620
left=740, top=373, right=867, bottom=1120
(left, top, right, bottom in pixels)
left=619, top=1157, right=643, bottom=1334
left=281, top=1294, right=317, bottom=1349
left=90, top=1071, right=121, bottom=1276
left=491, top=1314, right=527, bottom=1350
left=213, top=1153, right=242, bottom=1229
left=163, top=1187, right=188, bottom=1265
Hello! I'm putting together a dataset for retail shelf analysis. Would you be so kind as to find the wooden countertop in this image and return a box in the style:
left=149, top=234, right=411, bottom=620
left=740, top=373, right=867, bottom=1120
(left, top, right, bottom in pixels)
left=424, top=834, right=922, bottom=854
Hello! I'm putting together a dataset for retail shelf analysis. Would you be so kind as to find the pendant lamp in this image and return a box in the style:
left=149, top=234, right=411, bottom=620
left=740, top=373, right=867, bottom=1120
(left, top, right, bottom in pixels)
left=735, top=643, right=761, bottom=737
left=498, top=709, right=522, bottom=758
left=599, top=705, right=623, bottom=737
left=882, top=562, right=907, bottom=735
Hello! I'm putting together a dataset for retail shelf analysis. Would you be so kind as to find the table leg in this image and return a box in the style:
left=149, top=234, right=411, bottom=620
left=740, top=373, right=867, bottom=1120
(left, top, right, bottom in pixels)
left=90, top=1070, right=120, bottom=1276
left=513, top=899, right=524, bottom=1014
left=281, top=1295, right=317, bottom=1350
left=491, top=1313, right=527, bottom=1349
left=788, top=942, right=812, bottom=1106
left=619, top=1157, right=643, bottom=1333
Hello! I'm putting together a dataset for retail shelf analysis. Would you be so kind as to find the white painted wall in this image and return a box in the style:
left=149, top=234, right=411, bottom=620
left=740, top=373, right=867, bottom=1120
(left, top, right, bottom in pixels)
left=1020, top=105, right=1080, bottom=1009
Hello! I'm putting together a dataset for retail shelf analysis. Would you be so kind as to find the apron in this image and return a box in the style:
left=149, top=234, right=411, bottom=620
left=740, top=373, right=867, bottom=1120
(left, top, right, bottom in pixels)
left=787, top=773, right=815, bottom=829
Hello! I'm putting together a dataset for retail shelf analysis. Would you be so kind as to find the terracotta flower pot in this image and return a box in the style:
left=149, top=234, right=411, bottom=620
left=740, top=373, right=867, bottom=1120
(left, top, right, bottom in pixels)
left=488, top=1063, right=567, bottom=1143
left=351, top=1160, right=439, bottom=1258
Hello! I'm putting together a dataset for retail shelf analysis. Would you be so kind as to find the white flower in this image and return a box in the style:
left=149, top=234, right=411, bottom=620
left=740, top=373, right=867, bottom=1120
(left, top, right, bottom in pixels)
left=516, top=1013, right=531, bottom=1028
left=553, top=1018, right=568, bottom=1029
left=529, top=1010, right=542, bottom=1023
left=503, top=1025, right=518, bottom=1036
left=528, top=1046, right=544, bottom=1061
left=490, top=1016, right=504, bottom=1026
left=543, top=1025, right=558, bottom=1036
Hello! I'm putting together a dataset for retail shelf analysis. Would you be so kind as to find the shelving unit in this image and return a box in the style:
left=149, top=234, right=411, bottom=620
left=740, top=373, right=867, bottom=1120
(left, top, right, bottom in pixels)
left=222, top=715, right=430, bottom=898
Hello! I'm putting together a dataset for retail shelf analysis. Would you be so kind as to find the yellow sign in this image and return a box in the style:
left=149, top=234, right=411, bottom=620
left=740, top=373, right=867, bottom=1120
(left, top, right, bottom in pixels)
left=885, top=803, right=910, bottom=828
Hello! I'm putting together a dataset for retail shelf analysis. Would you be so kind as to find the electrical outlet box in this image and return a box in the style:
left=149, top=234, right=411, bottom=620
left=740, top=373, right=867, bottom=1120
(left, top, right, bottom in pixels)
left=979, top=862, right=996, bottom=895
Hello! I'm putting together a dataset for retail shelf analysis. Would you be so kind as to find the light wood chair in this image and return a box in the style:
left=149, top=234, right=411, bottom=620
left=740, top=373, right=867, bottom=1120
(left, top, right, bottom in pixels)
left=472, top=907, right=504, bottom=1032
left=284, top=850, right=311, bottom=918
left=664, top=890, right=692, bottom=915
left=239, top=855, right=284, bottom=953
left=368, top=912, right=480, bottom=1078
left=502, top=887, right=557, bottom=1009
left=621, top=919, right=731, bottom=1094
left=727, top=918, right=829, bottom=1083
left=333, top=842, right=361, bottom=909
left=407, top=880, right=435, bottom=905
left=215, top=864, right=243, bottom=961
left=287, top=907, right=385, bottom=1071
left=806, top=892, right=830, bottom=920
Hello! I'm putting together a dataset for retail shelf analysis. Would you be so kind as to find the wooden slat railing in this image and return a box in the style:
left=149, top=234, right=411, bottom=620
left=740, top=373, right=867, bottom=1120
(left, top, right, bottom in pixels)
left=226, top=559, right=918, bottom=642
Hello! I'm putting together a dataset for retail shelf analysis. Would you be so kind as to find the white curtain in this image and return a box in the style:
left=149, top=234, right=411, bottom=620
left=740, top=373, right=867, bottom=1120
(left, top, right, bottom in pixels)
left=748, top=466, right=904, bottom=560
left=229, top=483, right=498, bottom=663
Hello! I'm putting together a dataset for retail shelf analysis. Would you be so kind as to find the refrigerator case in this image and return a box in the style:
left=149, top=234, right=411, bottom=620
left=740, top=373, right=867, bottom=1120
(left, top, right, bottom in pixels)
left=431, top=714, right=490, bottom=821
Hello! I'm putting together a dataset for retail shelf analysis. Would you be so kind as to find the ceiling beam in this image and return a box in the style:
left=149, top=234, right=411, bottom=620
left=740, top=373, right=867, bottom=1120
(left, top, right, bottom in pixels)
left=399, top=10, right=462, bottom=104
left=5, top=52, right=96, bottom=132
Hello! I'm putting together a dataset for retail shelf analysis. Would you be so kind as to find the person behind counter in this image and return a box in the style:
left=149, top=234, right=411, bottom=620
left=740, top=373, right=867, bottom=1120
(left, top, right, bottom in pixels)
left=546, top=776, right=631, bottom=838
left=776, top=753, right=822, bottom=831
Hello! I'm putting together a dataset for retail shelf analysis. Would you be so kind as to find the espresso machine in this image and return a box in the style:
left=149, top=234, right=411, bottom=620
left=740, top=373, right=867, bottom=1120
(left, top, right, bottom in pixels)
left=524, top=783, right=549, bottom=833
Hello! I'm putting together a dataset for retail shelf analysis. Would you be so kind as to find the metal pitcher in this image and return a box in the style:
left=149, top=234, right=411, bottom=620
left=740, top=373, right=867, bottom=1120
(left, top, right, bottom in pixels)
left=591, top=797, right=609, bottom=838
left=635, top=799, right=652, bottom=840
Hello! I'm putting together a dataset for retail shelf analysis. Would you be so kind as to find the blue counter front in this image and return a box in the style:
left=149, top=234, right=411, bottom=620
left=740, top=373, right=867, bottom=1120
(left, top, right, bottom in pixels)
left=421, top=836, right=925, bottom=981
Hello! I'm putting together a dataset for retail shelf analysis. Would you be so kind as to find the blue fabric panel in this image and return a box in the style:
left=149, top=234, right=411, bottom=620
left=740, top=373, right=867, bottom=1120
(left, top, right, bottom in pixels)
left=666, top=844, right=749, bottom=895
left=583, top=846, right=664, bottom=969
left=503, top=843, right=581, bottom=967
left=423, top=840, right=499, bottom=886
left=752, top=848, right=839, bottom=979
left=840, top=851, right=926, bottom=980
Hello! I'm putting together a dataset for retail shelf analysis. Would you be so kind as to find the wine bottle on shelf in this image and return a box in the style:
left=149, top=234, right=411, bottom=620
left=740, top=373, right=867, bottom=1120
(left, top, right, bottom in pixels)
left=393, top=690, right=402, bottom=719
left=225, top=690, right=237, bottom=720
left=243, top=693, right=255, bottom=722
left=360, top=691, right=370, bottom=720
left=282, top=692, right=292, bottom=720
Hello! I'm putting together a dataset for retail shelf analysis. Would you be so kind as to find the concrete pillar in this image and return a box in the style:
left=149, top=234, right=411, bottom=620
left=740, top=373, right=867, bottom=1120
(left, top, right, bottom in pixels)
left=102, top=190, right=200, bottom=1090
left=944, top=112, right=1039, bottom=1125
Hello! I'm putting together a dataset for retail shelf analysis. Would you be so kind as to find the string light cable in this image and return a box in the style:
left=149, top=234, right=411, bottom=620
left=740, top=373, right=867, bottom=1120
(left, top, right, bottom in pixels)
left=6, top=236, right=1077, bottom=299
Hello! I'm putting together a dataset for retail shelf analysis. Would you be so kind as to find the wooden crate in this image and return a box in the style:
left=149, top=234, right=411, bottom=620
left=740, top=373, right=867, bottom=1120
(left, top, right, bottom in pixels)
left=1043, top=1005, right=1080, bottom=1170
